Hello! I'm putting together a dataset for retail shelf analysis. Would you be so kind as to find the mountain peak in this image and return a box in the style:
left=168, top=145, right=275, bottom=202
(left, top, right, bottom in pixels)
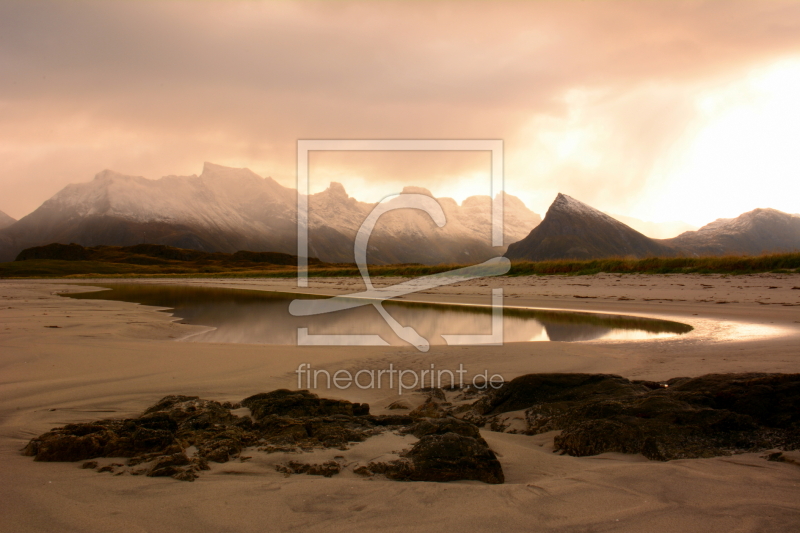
left=541, top=193, right=626, bottom=229
left=93, top=169, right=138, bottom=182
left=665, top=205, right=800, bottom=255
left=552, top=193, right=582, bottom=208
left=200, top=162, right=262, bottom=182
left=550, top=193, right=603, bottom=216
left=401, top=186, right=434, bottom=197
left=325, top=182, right=349, bottom=199
left=505, top=193, right=674, bottom=261
left=202, top=161, right=220, bottom=174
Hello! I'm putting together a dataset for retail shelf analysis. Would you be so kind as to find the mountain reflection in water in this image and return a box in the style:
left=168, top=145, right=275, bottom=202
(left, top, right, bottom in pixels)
left=67, top=284, right=693, bottom=345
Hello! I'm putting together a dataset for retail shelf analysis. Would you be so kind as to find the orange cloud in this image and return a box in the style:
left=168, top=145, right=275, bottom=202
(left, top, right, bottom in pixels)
left=1, top=1, right=799, bottom=222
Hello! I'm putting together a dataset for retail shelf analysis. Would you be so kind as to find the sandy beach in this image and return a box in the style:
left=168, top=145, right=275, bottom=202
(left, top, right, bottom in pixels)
left=2, top=273, right=800, bottom=532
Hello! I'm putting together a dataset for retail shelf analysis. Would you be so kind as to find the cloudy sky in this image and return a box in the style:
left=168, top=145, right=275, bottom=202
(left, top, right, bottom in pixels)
left=1, top=0, right=800, bottom=227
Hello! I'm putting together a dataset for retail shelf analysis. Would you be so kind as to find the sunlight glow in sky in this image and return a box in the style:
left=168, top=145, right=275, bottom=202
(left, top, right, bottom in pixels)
left=1, top=1, right=799, bottom=231
left=504, top=59, right=800, bottom=225
left=640, top=59, right=800, bottom=225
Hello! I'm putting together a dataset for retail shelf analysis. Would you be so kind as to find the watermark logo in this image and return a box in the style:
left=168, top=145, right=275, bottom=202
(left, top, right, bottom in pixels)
left=295, top=363, right=505, bottom=394
left=290, top=140, right=508, bottom=351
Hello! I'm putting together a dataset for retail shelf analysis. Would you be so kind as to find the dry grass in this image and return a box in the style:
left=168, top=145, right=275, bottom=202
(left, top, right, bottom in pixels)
left=2, top=252, right=799, bottom=279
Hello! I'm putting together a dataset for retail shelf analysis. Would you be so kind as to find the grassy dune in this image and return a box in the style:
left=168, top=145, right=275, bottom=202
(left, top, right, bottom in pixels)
left=505, top=253, right=800, bottom=276
left=1, top=252, right=799, bottom=279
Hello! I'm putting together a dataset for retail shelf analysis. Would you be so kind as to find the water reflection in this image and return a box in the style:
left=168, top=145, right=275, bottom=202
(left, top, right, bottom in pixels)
left=67, top=284, right=693, bottom=345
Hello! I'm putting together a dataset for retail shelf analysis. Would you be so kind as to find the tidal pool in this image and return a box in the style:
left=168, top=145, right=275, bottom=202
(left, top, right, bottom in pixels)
left=67, top=284, right=693, bottom=346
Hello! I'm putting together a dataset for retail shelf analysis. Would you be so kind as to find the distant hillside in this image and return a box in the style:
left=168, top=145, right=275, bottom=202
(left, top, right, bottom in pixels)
left=661, top=208, right=800, bottom=256
left=505, top=194, right=676, bottom=261
left=0, top=210, right=15, bottom=230
left=5, top=243, right=798, bottom=279
left=0, top=163, right=540, bottom=264
left=14, top=242, right=322, bottom=267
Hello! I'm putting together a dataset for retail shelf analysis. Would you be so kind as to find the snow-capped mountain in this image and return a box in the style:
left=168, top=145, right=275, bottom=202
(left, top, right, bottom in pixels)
left=0, top=163, right=541, bottom=264
left=505, top=193, right=678, bottom=261
left=0, top=210, right=15, bottom=230
left=505, top=193, right=800, bottom=261
left=662, top=208, right=800, bottom=256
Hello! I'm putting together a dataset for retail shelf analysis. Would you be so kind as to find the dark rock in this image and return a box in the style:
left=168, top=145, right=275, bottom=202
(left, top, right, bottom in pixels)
left=147, top=452, right=191, bottom=477
left=387, top=400, right=411, bottom=410
left=277, top=460, right=341, bottom=477
left=23, top=389, right=501, bottom=483
left=371, top=432, right=503, bottom=484
left=666, top=373, right=800, bottom=429
left=366, top=458, right=414, bottom=479
left=21, top=417, right=177, bottom=462
left=365, top=415, right=416, bottom=426
left=466, top=372, right=800, bottom=461
left=242, top=390, right=369, bottom=419
left=131, top=426, right=175, bottom=452
left=353, top=465, right=373, bottom=477
left=142, top=396, right=234, bottom=430
left=405, top=418, right=482, bottom=440
left=193, top=425, right=253, bottom=462
left=419, top=388, right=447, bottom=402
left=254, top=414, right=379, bottom=450
left=475, top=373, right=648, bottom=416
left=409, top=399, right=446, bottom=419
left=363, top=420, right=502, bottom=484
left=762, top=451, right=800, bottom=466
left=172, top=469, right=199, bottom=482
left=407, top=433, right=503, bottom=484
left=766, top=451, right=785, bottom=462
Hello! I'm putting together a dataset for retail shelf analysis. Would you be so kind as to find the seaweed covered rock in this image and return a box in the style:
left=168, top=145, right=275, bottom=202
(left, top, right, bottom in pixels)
left=409, top=399, right=447, bottom=419
left=23, top=389, right=502, bottom=484
left=242, top=389, right=369, bottom=419
left=472, top=373, right=650, bottom=416
left=470, top=372, right=800, bottom=461
left=666, top=373, right=800, bottom=429
left=275, top=460, right=342, bottom=477
left=143, top=395, right=235, bottom=427
left=256, top=413, right=381, bottom=450
left=366, top=430, right=504, bottom=484
left=552, top=401, right=765, bottom=460
left=406, top=433, right=504, bottom=484
left=22, top=414, right=179, bottom=462
left=404, top=417, right=482, bottom=439
left=147, top=452, right=192, bottom=477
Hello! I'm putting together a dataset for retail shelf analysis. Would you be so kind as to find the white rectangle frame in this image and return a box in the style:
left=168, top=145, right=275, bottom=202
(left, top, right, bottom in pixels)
left=296, top=139, right=504, bottom=287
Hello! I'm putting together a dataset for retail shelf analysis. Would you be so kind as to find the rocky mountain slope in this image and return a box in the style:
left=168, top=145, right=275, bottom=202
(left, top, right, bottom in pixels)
left=0, top=210, right=16, bottom=230
left=505, top=193, right=676, bottom=261
left=661, top=208, right=800, bottom=256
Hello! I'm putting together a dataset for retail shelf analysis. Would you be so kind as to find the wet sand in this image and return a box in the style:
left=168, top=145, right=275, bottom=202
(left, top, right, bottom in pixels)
left=1, top=273, right=799, bottom=532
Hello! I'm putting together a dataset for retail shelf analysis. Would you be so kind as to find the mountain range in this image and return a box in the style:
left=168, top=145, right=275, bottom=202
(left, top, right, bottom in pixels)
left=0, top=163, right=540, bottom=264
left=3, top=164, right=798, bottom=265
left=664, top=208, right=800, bottom=256
left=505, top=193, right=800, bottom=262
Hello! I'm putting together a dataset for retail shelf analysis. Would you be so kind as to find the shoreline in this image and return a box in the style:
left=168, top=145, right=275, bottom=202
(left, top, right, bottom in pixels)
left=2, top=273, right=800, bottom=532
